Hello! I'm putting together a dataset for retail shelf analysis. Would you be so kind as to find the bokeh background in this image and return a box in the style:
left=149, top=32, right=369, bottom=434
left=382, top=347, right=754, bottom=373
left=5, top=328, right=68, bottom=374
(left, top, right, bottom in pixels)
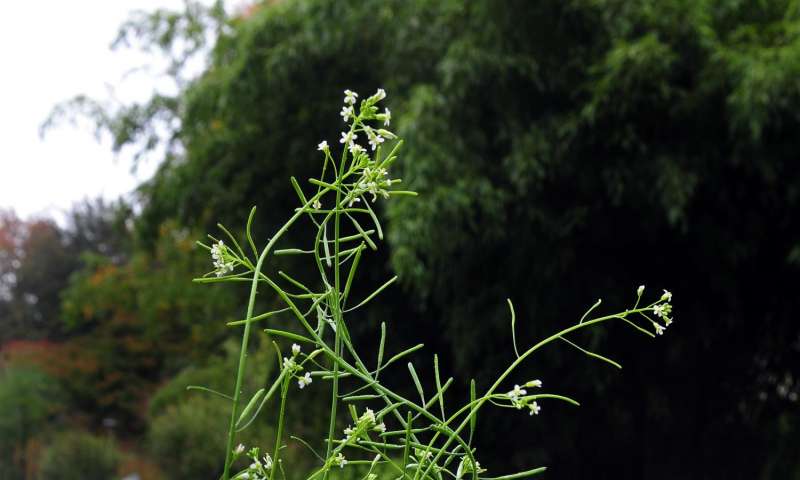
left=1, top=1, right=799, bottom=479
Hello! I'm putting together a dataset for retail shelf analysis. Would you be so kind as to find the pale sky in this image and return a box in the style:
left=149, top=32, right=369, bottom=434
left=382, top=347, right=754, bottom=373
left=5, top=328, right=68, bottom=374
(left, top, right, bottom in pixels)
left=0, top=1, right=229, bottom=221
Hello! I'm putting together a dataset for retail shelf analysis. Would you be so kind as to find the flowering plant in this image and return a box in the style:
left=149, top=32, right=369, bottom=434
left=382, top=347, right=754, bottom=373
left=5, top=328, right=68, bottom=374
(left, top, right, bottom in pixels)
left=195, top=89, right=675, bottom=480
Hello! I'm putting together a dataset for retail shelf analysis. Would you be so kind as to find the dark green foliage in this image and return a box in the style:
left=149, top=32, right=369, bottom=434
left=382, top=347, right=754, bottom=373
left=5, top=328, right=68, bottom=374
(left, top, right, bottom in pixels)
left=148, top=396, right=230, bottom=479
left=146, top=342, right=277, bottom=479
left=147, top=339, right=273, bottom=419
left=37, top=431, right=120, bottom=480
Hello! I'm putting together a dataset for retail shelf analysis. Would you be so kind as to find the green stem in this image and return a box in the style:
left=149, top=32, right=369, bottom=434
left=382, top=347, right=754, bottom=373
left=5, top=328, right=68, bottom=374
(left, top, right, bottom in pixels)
left=323, top=125, right=352, bottom=478
left=269, top=376, right=291, bottom=480
left=222, top=189, right=329, bottom=480
left=416, top=308, right=653, bottom=480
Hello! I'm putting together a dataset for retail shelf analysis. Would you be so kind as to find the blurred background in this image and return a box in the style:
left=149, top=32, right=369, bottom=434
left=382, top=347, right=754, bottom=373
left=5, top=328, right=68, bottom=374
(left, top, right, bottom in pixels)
left=1, top=1, right=799, bottom=478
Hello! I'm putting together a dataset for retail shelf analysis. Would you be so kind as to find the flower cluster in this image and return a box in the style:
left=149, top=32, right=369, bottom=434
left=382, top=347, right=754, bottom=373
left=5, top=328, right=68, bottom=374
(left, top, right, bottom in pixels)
left=284, top=344, right=313, bottom=389
left=330, top=452, right=347, bottom=469
left=355, top=165, right=394, bottom=202
left=342, top=408, right=386, bottom=445
left=319, top=88, right=399, bottom=206
left=210, top=240, right=235, bottom=277
left=234, top=447, right=273, bottom=480
left=507, top=379, right=543, bottom=416
left=650, top=289, right=674, bottom=336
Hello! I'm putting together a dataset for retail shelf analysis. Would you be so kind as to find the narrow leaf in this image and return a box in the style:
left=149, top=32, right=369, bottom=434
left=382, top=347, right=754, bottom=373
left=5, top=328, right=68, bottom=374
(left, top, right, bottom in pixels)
left=434, top=355, right=445, bottom=419
left=407, top=362, right=426, bottom=405
left=227, top=307, right=292, bottom=326
left=483, top=467, right=547, bottom=479
left=264, top=329, right=315, bottom=344
left=469, top=379, right=477, bottom=444
left=344, top=276, right=398, bottom=312
left=376, top=322, right=386, bottom=379
left=246, top=206, right=258, bottom=257
left=559, top=337, right=622, bottom=369
left=186, top=385, right=233, bottom=401
left=236, top=388, right=265, bottom=427
left=507, top=298, right=520, bottom=359
left=342, top=243, right=365, bottom=303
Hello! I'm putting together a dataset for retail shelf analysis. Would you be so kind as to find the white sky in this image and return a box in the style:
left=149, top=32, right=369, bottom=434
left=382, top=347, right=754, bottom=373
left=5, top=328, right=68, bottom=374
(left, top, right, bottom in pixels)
left=0, top=1, right=230, bottom=222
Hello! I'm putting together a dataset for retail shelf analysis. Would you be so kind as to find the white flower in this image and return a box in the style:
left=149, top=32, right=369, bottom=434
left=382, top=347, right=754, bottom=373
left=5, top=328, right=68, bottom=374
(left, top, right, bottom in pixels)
left=344, top=89, right=358, bottom=105
left=210, top=240, right=235, bottom=277
left=343, top=426, right=355, bottom=438
left=340, top=131, right=357, bottom=145
left=360, top=408, right=376, bottom=425
left=653, top=322, right=665, bottom=335
left=637, top=285, right=645, bottom=296
left=508, top=384, right=527, bottom=399
left=340, top=105, right=354, bottom=121
left=234, top=444, right=246, bottom=455
left=211, top=240, right=224, bottom=260
left=508, top=384, right=527, bottom=409
left=383, top=107, right=391, bottom=126
left=374, top=422, right=386, bottom=433
left=366, top=129, right=384, bottom=151
left=298, top=372, right=312, bottom=389
left=312, top=199, right=322, bottom=210
left=664, top=316, right=673, bottom=326
left=374, top=88, right=386, bottom=101
left=215, top=262, right=234, bottom=277
left=263, top=453, right=273, bottom=470
left=661, top=289, right=673, bottom=302
left=347, top=196, right=361, bottom=207
left=333, top=453, right=347, bottom=468
left=349, top=143, right=365, bottom=155
left=283, top=357, right=296, bottom=370
left=529, top=401, right=541, bottom=416
left=292, top=343, right=301, bottom=356
left=317, top=140, right=328, bottom=151
left=525, top=379, right=542, bottom=388
left=653, top=304, right=666, bottom=318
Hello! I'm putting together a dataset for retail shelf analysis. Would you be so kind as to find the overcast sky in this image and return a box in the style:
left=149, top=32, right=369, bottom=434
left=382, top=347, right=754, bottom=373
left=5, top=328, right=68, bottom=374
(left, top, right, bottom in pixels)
left=0, top=1, right=228, bottom=222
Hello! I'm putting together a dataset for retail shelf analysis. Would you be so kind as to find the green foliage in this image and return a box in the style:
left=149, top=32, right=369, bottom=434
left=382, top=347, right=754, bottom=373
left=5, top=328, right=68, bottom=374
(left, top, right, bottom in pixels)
left=147, top=339, right=283, bottom=479
left=58, top=222, right=237, bottom=426
left=37, top=431, right=121, bottom=480
left=148, top=339, right=274, bottom=419
left=149, top=396, right=230, bottom=479
left=0, top=366, right=63, bottom=475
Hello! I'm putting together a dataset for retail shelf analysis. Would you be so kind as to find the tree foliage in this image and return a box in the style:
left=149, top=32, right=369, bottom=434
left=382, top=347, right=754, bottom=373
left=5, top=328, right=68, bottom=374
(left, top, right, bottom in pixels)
left=58, top=222, right=237, bottom=427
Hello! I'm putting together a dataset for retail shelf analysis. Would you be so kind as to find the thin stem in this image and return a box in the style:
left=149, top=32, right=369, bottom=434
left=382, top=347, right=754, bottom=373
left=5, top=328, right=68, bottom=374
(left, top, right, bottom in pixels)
left=323, top=123, right=353, bottom=478
left=221, top=188, right=329, bottom=480
left=269, top=376, right=290, bottom=480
